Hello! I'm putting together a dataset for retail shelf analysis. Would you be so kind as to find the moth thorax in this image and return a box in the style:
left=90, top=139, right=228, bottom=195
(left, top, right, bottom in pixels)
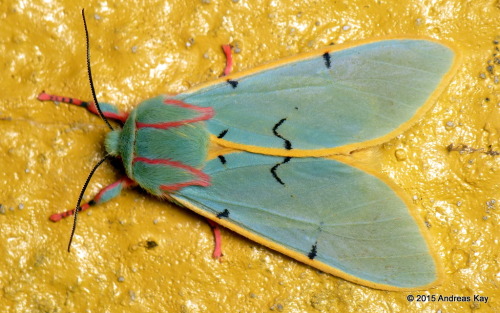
left=105, top=130, right=121, bottom=156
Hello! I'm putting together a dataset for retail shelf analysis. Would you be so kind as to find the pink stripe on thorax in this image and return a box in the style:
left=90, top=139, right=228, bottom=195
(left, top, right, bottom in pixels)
left=136, top=98, right=214, bottom=129
left=133, top=157, right=210, bottom=192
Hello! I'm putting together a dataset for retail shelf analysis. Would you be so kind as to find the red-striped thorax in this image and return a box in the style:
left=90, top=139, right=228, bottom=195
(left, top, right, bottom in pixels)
left=105, top=95, right=214, bottom=196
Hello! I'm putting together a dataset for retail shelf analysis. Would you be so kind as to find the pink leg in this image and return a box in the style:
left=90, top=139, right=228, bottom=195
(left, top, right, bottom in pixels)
left=38, top=91, right=129, bottom=123
left=206, top=219, right=223, bottom=259
left=50, top=177, right=137, bottom=222
left=221, top=45, right=233, bottom=76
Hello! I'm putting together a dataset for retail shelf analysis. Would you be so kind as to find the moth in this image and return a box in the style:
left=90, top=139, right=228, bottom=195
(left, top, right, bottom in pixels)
left=40, top=11, right=459, bottom=291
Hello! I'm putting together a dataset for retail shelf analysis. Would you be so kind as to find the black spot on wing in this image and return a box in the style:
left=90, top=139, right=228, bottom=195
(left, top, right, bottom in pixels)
left=217, top=155, right=227, bottom=164
left=322, top=52, right=331, bottom=69
left=227, top=80, right=238, bottom=88
left=270, top=157, right=291, bottom=185
left=272, top=118, right=292, bottom=150
left=217, top=129, right=229, bottom=139
left=217, top=209, right=230, bottom=218
left=308, top=243, right=318, bottom=260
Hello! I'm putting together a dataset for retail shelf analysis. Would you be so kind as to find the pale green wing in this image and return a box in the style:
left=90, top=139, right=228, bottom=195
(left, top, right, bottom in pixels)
left=174, top=39, right=455, bottom=151
left=174, top=153, right=436, bottom=289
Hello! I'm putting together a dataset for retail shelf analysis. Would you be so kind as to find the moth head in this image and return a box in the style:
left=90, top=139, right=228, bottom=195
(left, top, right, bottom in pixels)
left=105, top=129, right=121, bottom=156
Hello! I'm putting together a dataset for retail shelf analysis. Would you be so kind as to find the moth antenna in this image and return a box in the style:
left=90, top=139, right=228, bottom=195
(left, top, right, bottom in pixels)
left=82, top=8, right=114, bottom=131
left=68, top=155, right=110, bottom=252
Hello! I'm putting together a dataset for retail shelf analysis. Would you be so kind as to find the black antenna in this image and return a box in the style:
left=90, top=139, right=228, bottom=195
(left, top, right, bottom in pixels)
left=68, top=155, right=110, bottom=252
left=68, top=10, right=115, bottom=252
left=82, top=8, right=114, bottom=131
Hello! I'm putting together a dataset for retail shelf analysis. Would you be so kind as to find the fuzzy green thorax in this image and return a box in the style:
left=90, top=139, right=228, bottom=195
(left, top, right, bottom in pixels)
left=103, top=96, right=213, bottom=195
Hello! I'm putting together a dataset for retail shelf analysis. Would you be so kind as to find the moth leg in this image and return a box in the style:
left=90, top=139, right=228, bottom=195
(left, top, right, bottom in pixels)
left=221, top=44, right=233, bottom=76
left=50, top=177, right=137, bottom=222
left=37, top=91, right=128, bottom=123
left=206, top=219, right=223, bottom=259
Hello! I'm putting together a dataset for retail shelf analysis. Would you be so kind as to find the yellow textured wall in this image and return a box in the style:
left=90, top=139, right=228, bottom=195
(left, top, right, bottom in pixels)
left=1, top=0, right=499, bottom=312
